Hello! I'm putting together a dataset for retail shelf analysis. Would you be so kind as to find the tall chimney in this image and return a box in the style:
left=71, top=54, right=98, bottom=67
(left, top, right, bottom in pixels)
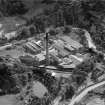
left=45, top=28, right=50, bottom=66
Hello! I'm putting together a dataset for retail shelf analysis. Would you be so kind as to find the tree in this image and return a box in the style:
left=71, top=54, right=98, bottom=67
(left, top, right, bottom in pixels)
left=0, top=0, right=28, bottom=16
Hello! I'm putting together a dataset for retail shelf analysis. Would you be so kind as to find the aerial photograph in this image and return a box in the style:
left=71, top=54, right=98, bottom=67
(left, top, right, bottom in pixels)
left=0, top=0, right=105, bottom=105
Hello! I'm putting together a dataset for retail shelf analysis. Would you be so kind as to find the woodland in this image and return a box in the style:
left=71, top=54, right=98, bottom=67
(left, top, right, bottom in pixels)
left=0, top=0, right=105, bottom=105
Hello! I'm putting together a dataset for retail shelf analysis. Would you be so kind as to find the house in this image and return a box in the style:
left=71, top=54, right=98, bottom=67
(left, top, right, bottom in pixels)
left=0, top=30, right=4, bottom=38
left=53, top=39, right=70, bottom=57
left=23, top=43, right=37, bottom=54
left=4, top=31, right=17, bottom=40
left=35, top=53, right=45, bottom=62
left=60, top=36, right=83, bottom=49
left=64, top=44, right=74, bottom=51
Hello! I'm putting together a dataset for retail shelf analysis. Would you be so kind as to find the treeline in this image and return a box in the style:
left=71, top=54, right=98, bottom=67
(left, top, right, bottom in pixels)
left=0, top=0, right=28, bottom=16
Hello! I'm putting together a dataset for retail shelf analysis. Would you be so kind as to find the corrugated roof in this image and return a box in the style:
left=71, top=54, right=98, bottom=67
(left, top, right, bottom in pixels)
left=60, top=36, right=83, bottom=49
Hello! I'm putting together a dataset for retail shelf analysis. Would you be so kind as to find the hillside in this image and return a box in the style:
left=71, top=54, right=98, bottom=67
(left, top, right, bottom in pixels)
left=0, top=0, right=105, bottom=105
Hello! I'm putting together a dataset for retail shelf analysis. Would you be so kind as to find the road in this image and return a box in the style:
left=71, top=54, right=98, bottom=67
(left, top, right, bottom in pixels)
left=68, top=80, right=105, bottom=105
